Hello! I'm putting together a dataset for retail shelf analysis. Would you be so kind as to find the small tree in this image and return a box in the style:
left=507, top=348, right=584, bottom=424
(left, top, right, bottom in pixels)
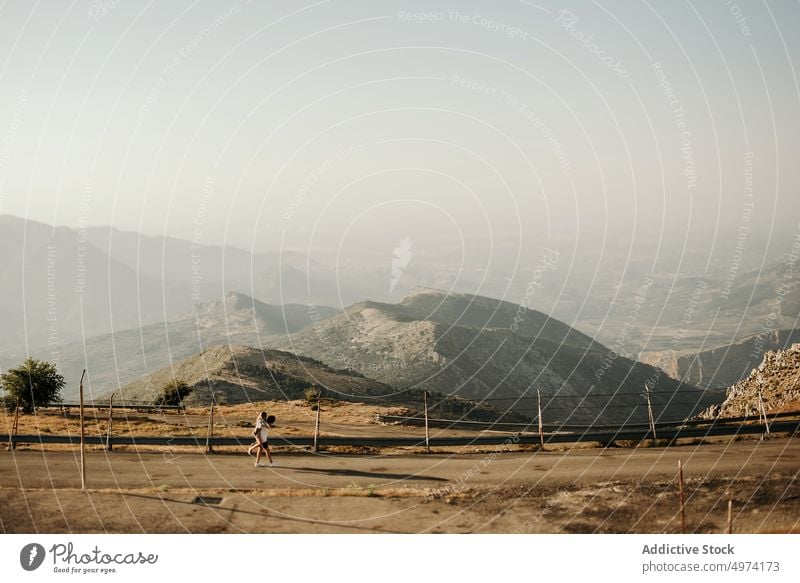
left=304, top=385, right=321, bottom=410
left=0, top=358, right=65, bottom=413
left=154, top=379, right=192, bottom=406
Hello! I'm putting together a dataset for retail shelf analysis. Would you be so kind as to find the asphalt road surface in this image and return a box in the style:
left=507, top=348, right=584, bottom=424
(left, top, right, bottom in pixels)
left=1, top=438, right=798, bottom=533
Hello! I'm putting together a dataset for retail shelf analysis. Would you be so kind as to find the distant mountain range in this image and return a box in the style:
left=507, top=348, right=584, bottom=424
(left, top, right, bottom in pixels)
left=3, top=215, right=796, bottom=362
left=82, top=223, right=367, bottom=307
left=0, top=215, right=365, bottom=353
left=640, top=329, right=800, bottom=389
left=578, top=260, right=800, bottom=356
left=4, top=215, right=793, bottom=425
left=0, top=215, right=189, bottom=351
left=0, top=291, right=336, bottom=400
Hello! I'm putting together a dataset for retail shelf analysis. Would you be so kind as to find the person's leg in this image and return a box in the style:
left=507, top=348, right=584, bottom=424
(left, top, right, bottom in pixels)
left=255, top=444, right=262, bottom=466
left=248, top=438, right=259, bottom=455
left=264, top=444, right=273, bottom=464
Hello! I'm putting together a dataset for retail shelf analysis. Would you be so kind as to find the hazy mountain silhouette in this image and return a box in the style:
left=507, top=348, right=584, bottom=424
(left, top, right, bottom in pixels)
left=0, top=215, right=191, bottom=351
left=83, top=223, right=370, bottom=307
left=0, top=216, right=373, bottom=355
left=641, top=328, right=800, bottom=388
left=4, top=215, right=795, bottom=361
left=0, top=290, right=336, bottom=400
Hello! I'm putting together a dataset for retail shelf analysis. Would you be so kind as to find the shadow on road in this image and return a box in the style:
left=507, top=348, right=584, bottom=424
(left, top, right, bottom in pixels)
left=122, top=492, right=405, bottom=533
left=288, top=466, right=447, bottom=482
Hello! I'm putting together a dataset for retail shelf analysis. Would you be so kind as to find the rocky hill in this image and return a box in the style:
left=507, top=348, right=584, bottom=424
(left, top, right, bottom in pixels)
left=640, top=329, right=800, bottom=388
left=117, top=344, right=526, bottom=422
left=703, top=343, right=800, bottom=418
left=117, top=345, right=392, bottom=405
left=271, top=287, right=711, bottom=425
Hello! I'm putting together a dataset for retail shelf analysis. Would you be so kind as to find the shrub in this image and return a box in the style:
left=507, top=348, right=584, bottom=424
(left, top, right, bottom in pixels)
left=154, top=379, right=193, bottom=406
left=304, top=386, right=321, bottom=405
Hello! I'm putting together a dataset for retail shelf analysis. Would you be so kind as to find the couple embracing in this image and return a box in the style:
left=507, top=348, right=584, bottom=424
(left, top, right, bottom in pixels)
left=248, top=411, right=276, bottom=467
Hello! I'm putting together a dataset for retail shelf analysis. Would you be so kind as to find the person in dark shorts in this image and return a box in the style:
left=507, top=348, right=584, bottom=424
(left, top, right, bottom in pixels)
left=248, top=412, right=276, bottom=467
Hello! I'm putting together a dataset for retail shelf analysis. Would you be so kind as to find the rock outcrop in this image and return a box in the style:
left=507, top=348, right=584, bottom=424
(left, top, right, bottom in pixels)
left=702, top=343, right=800, bottom=418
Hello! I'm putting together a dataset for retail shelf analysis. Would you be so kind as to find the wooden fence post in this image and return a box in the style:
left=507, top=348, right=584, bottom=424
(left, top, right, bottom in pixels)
left=678, top=460, right=686, bottom=534
left=9, top=398, right=20, bottom=451
left=537, top=389, right=545, bottom=451
left=105, top=393, right=114, bottom=451
left=645, top=387, right=657, bottom=446
left=423, top=391, right=430, bottom=454
left=79, top=369, right=86, bottom=490
left=205, top=395, right=215, bottom=454
left=313, top=396, right=321, bottom=453
left=758, top=389, right=770, bottom=436
left=727, top=499, right=733, bottom=534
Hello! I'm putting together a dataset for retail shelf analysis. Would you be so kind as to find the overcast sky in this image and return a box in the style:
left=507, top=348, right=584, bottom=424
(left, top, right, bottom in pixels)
left=0, top=0, right=798, bottom=266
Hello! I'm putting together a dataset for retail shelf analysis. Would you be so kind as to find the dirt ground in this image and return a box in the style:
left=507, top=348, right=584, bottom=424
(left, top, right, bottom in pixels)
left=2, top=400, right=420, bottom=440
left=1, top=401, right=500, bottom=454
left=1, top=437, right=798, bottom=533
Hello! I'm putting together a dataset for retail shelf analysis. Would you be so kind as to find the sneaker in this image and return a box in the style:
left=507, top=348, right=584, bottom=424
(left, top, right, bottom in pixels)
left=247, top=449, right=254, bottom=456
left=254, top=462, right=263, bottom=467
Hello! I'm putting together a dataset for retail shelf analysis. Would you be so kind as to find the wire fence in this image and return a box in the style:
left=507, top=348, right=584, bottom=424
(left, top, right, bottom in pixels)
left=30, top=386, right=727, bottom=428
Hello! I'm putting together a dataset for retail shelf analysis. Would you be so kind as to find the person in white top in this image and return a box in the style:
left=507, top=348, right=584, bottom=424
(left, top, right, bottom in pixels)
left=248, top=412, right=276, bottom=466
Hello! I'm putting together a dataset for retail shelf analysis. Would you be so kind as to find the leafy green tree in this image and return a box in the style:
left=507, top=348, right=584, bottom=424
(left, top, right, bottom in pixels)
left=154, top=379, right=193, bottom=406
left=0, top=358, right=65, bottom=413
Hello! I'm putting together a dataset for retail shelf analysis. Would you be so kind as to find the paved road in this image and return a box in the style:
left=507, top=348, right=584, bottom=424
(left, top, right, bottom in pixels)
left=2, top=438, right=798, bottom=491
left=2, top=439, right=798, bottom=534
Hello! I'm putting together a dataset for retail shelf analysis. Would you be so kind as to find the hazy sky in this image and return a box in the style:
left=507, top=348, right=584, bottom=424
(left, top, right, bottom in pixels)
left=1, top=0, right=798, bottom=265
